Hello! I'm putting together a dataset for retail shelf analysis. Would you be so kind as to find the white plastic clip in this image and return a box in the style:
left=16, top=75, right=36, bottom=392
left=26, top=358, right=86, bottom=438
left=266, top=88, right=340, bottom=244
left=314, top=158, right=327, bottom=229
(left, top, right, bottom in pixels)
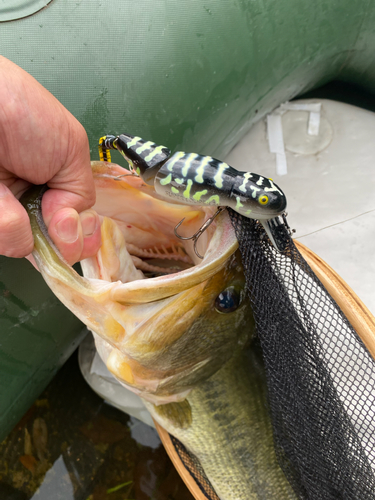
left=267, top=114, right=287, bottom=176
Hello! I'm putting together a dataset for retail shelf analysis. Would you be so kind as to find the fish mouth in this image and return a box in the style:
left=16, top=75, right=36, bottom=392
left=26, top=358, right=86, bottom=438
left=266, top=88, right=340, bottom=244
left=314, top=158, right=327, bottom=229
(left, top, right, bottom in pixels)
left=86, top=161, right=239, bottom=304
left=22, top=163, right=245, bottom=404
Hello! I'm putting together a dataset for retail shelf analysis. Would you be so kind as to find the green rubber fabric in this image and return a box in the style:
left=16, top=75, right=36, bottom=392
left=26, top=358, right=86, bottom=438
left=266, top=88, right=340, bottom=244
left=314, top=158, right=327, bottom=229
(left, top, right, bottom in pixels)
left=1, top=0, right=375, bottom=440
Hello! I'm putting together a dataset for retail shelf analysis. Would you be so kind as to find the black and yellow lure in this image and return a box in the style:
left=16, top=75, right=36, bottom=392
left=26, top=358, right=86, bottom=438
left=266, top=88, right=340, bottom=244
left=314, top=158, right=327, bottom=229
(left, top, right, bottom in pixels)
left=99, top=134, right=290, bottom=254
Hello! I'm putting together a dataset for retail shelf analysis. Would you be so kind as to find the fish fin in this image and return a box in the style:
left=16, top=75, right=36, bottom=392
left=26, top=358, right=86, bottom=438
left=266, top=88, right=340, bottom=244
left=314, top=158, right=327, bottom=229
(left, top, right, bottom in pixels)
left=153, top=400, right=192, bottom=429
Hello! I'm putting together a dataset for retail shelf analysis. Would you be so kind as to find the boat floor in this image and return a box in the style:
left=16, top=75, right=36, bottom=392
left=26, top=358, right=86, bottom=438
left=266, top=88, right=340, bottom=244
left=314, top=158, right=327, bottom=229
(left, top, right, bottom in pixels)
left=225, top=97, right=375, bottom=314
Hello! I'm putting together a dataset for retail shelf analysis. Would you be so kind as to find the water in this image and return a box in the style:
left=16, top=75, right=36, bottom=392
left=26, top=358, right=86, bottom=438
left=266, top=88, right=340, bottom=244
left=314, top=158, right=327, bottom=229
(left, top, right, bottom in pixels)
left=0, top=351, right=194, bottom=500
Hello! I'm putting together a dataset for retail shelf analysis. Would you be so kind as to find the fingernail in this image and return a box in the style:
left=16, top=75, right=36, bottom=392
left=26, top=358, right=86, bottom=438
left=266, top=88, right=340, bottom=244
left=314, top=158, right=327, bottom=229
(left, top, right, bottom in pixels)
left=56, top=214, right=79, bottom=243
left=81, top=211, right=98, bottom=237
left=0, top=183, right=9, bottom=198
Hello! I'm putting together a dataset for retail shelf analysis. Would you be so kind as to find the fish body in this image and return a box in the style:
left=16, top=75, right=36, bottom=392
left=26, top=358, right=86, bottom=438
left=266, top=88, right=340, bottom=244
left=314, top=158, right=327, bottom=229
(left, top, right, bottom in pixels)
left=22, top=162, right=294, bottom=499
left=148, top=347, right=296, bottom=499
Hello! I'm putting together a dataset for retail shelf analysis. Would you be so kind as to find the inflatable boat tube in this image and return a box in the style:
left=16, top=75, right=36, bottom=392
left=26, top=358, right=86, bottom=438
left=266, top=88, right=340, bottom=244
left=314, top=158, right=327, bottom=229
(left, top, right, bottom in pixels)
left=1, top=0, right=375, bottom=440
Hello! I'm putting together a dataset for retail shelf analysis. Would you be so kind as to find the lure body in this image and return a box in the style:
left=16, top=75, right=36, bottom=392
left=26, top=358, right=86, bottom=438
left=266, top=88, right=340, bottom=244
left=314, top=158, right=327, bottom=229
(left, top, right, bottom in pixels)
left=156, top=153, right=285, bottom=220
left=99, top=134, right=287, bottom=220
left=99, top=134, right=289, bottom=251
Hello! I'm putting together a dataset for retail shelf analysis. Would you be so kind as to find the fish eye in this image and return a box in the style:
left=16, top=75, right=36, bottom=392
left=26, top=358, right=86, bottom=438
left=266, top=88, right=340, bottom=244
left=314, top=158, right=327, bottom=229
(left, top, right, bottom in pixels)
left=259, top=195, right=269, bottom=205
left=215, top=286, right=242, bottom=313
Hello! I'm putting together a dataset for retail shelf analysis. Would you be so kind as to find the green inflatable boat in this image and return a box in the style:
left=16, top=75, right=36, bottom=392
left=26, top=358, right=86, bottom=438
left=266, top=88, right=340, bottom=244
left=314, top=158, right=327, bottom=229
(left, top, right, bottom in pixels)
left=1, top=0, right=375, bottom=443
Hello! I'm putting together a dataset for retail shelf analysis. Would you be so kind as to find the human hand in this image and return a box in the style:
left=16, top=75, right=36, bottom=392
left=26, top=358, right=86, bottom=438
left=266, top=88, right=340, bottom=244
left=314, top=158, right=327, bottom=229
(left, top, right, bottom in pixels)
left=0, top=57, right=101, bottom=265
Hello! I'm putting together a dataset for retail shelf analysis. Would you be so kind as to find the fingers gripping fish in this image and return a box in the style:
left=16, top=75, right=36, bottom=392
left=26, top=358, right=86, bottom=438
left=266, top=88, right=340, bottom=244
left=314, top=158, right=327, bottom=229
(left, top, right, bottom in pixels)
left=99, top=134, right=289, bottom=253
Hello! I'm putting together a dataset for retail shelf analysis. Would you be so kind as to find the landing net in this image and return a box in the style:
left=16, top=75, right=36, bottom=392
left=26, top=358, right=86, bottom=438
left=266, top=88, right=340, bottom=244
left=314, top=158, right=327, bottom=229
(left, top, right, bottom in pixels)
left=172, top=211, right=375, bottom=499
left=227, top=210, right=375, bottom=499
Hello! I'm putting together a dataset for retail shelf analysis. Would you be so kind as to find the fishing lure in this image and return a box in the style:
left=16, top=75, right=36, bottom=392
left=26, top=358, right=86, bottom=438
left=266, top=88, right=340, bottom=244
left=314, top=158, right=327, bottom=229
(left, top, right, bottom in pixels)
left=98, top=134, right=289, bottom=254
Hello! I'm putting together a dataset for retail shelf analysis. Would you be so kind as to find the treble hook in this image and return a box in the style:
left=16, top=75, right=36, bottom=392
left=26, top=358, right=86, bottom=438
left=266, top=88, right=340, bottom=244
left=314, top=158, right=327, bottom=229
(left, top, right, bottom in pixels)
left=174, top=207, right=226, bottom=259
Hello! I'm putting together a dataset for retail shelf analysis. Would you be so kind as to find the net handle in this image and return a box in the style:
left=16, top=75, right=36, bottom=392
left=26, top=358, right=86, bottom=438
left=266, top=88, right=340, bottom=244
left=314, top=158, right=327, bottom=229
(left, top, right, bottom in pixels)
left=154, top=420, right=210, bottom=500
left=295, top=241, right=375, bottom=361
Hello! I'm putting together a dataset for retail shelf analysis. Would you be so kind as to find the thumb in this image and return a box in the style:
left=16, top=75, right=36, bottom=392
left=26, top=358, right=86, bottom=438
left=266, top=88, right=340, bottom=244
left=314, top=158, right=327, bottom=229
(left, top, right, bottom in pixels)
left=40, top=119, right=96, bottom=226
left=0, top=183, right=34, bottom=257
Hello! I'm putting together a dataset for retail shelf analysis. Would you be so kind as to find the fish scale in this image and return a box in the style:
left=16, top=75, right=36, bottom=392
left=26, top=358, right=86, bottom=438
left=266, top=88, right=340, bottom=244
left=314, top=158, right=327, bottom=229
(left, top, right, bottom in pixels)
left=147, top=348, right=296, bottom=499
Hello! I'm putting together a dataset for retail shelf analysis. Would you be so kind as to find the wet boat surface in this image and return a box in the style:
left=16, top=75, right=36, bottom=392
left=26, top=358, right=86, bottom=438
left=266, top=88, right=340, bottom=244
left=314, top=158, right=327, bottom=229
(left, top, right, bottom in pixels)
left=0, top=347, right=193, bottom=500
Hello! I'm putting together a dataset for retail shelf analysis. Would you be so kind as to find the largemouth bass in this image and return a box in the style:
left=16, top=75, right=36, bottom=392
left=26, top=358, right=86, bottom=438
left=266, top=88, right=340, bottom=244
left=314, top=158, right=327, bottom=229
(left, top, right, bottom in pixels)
left=21, top=162, right=295, bottom=499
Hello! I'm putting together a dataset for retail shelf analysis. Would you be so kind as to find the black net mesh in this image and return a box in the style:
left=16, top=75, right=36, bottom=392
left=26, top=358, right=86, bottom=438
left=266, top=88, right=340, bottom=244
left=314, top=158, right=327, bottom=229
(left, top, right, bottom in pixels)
left=171, top=211, right=375, bottom=499
left=172, top=210, right=375, bottom=500
left=227, top=210, right=375, bottom=499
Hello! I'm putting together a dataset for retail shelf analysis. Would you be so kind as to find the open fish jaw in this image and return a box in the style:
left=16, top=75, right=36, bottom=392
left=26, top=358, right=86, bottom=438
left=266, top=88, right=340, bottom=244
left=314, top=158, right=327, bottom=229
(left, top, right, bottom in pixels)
left=28, top=162, right=252, bottom=404
left=90, top=161, right=207, bottom=265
